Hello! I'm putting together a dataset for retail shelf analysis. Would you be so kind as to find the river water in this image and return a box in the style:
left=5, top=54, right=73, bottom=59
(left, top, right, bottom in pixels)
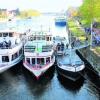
left=0, top=15, right=100, bottom=100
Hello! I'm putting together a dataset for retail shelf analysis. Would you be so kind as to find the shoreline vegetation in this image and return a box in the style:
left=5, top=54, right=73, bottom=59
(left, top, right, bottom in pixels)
left=0, top=9, right=41, bottom=21
left=68, top=18, right=100, bottom=55
left=91, top=47, right=100, bottom=56
left=19, top=9, right=41, bottom=18
left=68, top=18, right=87, bottom=42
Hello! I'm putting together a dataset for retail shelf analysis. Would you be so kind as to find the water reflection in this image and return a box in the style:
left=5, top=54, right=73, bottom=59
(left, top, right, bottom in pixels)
left=85, top=66, right=100, bottom=92
left=86, top=80, right=100, bottom=98
left=0, top=64, right=100, bottom=100
left=22, top=66, right=55, bottom=100
left=57, top=74, right=84, bottom=92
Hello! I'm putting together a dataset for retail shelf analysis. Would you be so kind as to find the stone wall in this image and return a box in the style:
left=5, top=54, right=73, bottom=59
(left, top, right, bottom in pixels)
left=76, top=46, right=100, bottom=76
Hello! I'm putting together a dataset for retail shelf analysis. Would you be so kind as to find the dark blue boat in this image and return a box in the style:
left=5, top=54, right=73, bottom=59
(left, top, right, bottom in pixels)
left=55, top=17, right=66, bottom=27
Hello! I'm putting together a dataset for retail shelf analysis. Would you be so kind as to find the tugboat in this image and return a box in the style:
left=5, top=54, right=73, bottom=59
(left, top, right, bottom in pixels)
left=56, top=29, right=85, bottom=81
left=55, top=16, right=66, bottom=27
left=56, top=50, right=85, bottom=81
left=23, top=30, right=55, bottom=79
left=0, top=29, right=23, bottom=73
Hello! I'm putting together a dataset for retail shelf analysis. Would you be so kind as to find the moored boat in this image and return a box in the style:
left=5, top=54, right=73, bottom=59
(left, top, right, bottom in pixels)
left=23, top=30, right=55, bottom=79
left=0, top=29, right=23, bottom=73
left=55, top=16, right=66, bottom=27
left=56, top=25, right=85, bottom=81
left=56, top=50, right=85, bottom=81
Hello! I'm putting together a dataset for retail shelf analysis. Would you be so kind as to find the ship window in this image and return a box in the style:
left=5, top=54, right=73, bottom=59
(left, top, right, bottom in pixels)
left=46, top=37, right=49, bottom=41
left=9, top=33, right=13, bottom=37
left=50, top=37, right=52, bottom=41
left=37, top=58, right=44, bottom=65
left=3, top=33, right=8, bottom=37
left=2, top=56, right=9, bottom=62
left=40, top=58, right=44, bottom=65
left=26, top=58, right=30, bottom=64
left=32, top=58, right=35, bottom=64
left=19, top=48, right=22, bottom=56
left=37, top=36, right=41, bottom=40
left=12, top=52, right=18, bottom=60
left=42, top=36, right=45, bottom=40
left=0, top=33, right=2, bottom=37
left=37, top=58, right=40, bottom=64
left=51, top=55, right=53, bottom=60
left=46, top=57, right=50, bottom=64
left=33, top=36, right=36, bottom=40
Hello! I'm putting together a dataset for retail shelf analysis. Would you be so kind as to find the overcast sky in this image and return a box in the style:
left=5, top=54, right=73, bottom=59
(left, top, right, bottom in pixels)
left=0, top=0, right=83, bottom=12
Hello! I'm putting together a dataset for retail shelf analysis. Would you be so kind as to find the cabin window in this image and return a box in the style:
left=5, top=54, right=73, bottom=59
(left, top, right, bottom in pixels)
left=37, top=58, right=44, bottom=65
left=26, top=58, right=30, bottom=64
left=46, top=57, right=50, bottom=64
left=37, top=36, right=41, bottom=40
left=2, top=56, right=9, bottom=62
left=32, top=58, right=35, bottom=65
left=40, top=58, right=44, bottom=65
left=9, top=33, right=13, bottom=37
left=53, top=37, right=55, bottom=40
left=19, top=48, right=22, bottom=56
left=42, top=36, right=45, bottom=40
left=37, top=58, right=40, bottom=64
left=46, top=37, right=49, bottom=41
left=50, top=37, right=52, bottom=41
left=3, top=33, right=8, bottom=37
left=33, top=36, right=36, bottom=40
left=51, top=55, right=53, bottom=60
left=12, top=52, right=18, bottom=60
left=0, top=33, right=2, bottom=37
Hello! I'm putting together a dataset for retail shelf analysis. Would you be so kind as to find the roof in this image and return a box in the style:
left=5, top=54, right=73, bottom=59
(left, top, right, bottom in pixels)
left=28, top=31, right=52, bottom=36
left=0, top=29, right=17, bottom=33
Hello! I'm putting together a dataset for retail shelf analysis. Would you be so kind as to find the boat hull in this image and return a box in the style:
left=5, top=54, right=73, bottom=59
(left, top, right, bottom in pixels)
left=23, top=57, right=55, bottom=79
left=55, top=21, right=66, bottom=27
left=0, top=54, right=23, bottom=73
left=56, top=65, right=85, bottom=81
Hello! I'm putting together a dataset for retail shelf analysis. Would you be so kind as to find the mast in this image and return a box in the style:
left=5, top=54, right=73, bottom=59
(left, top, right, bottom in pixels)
left=66, top=11, right=72, bottom=64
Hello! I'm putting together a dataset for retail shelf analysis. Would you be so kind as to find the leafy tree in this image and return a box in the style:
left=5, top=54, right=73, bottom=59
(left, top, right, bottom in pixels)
left=79, top=0, right=100, bottom=26
left=19, top=9, right=41, bottom=18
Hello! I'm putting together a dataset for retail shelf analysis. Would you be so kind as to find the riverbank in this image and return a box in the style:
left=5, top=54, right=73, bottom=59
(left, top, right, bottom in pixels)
left=91, top=47, right=100, bottom=56
left=0, top=18, right=8, bottom=22
left=76, top=46, right=100, bottom=77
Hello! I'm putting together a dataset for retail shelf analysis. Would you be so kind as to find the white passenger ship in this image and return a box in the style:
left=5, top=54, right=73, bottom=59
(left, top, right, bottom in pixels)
left=23, top=30, right=55, bottom=79
left=0, top=29, right=23, bottom=73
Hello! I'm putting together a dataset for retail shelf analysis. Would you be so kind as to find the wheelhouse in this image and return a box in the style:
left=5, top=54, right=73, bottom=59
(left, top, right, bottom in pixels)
left=28, top=35, right=52, bottom=42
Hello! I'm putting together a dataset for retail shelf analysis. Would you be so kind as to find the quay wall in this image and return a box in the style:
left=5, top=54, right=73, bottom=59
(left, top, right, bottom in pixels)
left=76, top=46, right=100, bottom=77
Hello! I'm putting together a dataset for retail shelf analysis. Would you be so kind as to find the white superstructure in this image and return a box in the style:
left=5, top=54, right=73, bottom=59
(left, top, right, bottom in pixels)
left=0, top=29, right=23, bottom=73
left=23, top=30, right=55, bottom=79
